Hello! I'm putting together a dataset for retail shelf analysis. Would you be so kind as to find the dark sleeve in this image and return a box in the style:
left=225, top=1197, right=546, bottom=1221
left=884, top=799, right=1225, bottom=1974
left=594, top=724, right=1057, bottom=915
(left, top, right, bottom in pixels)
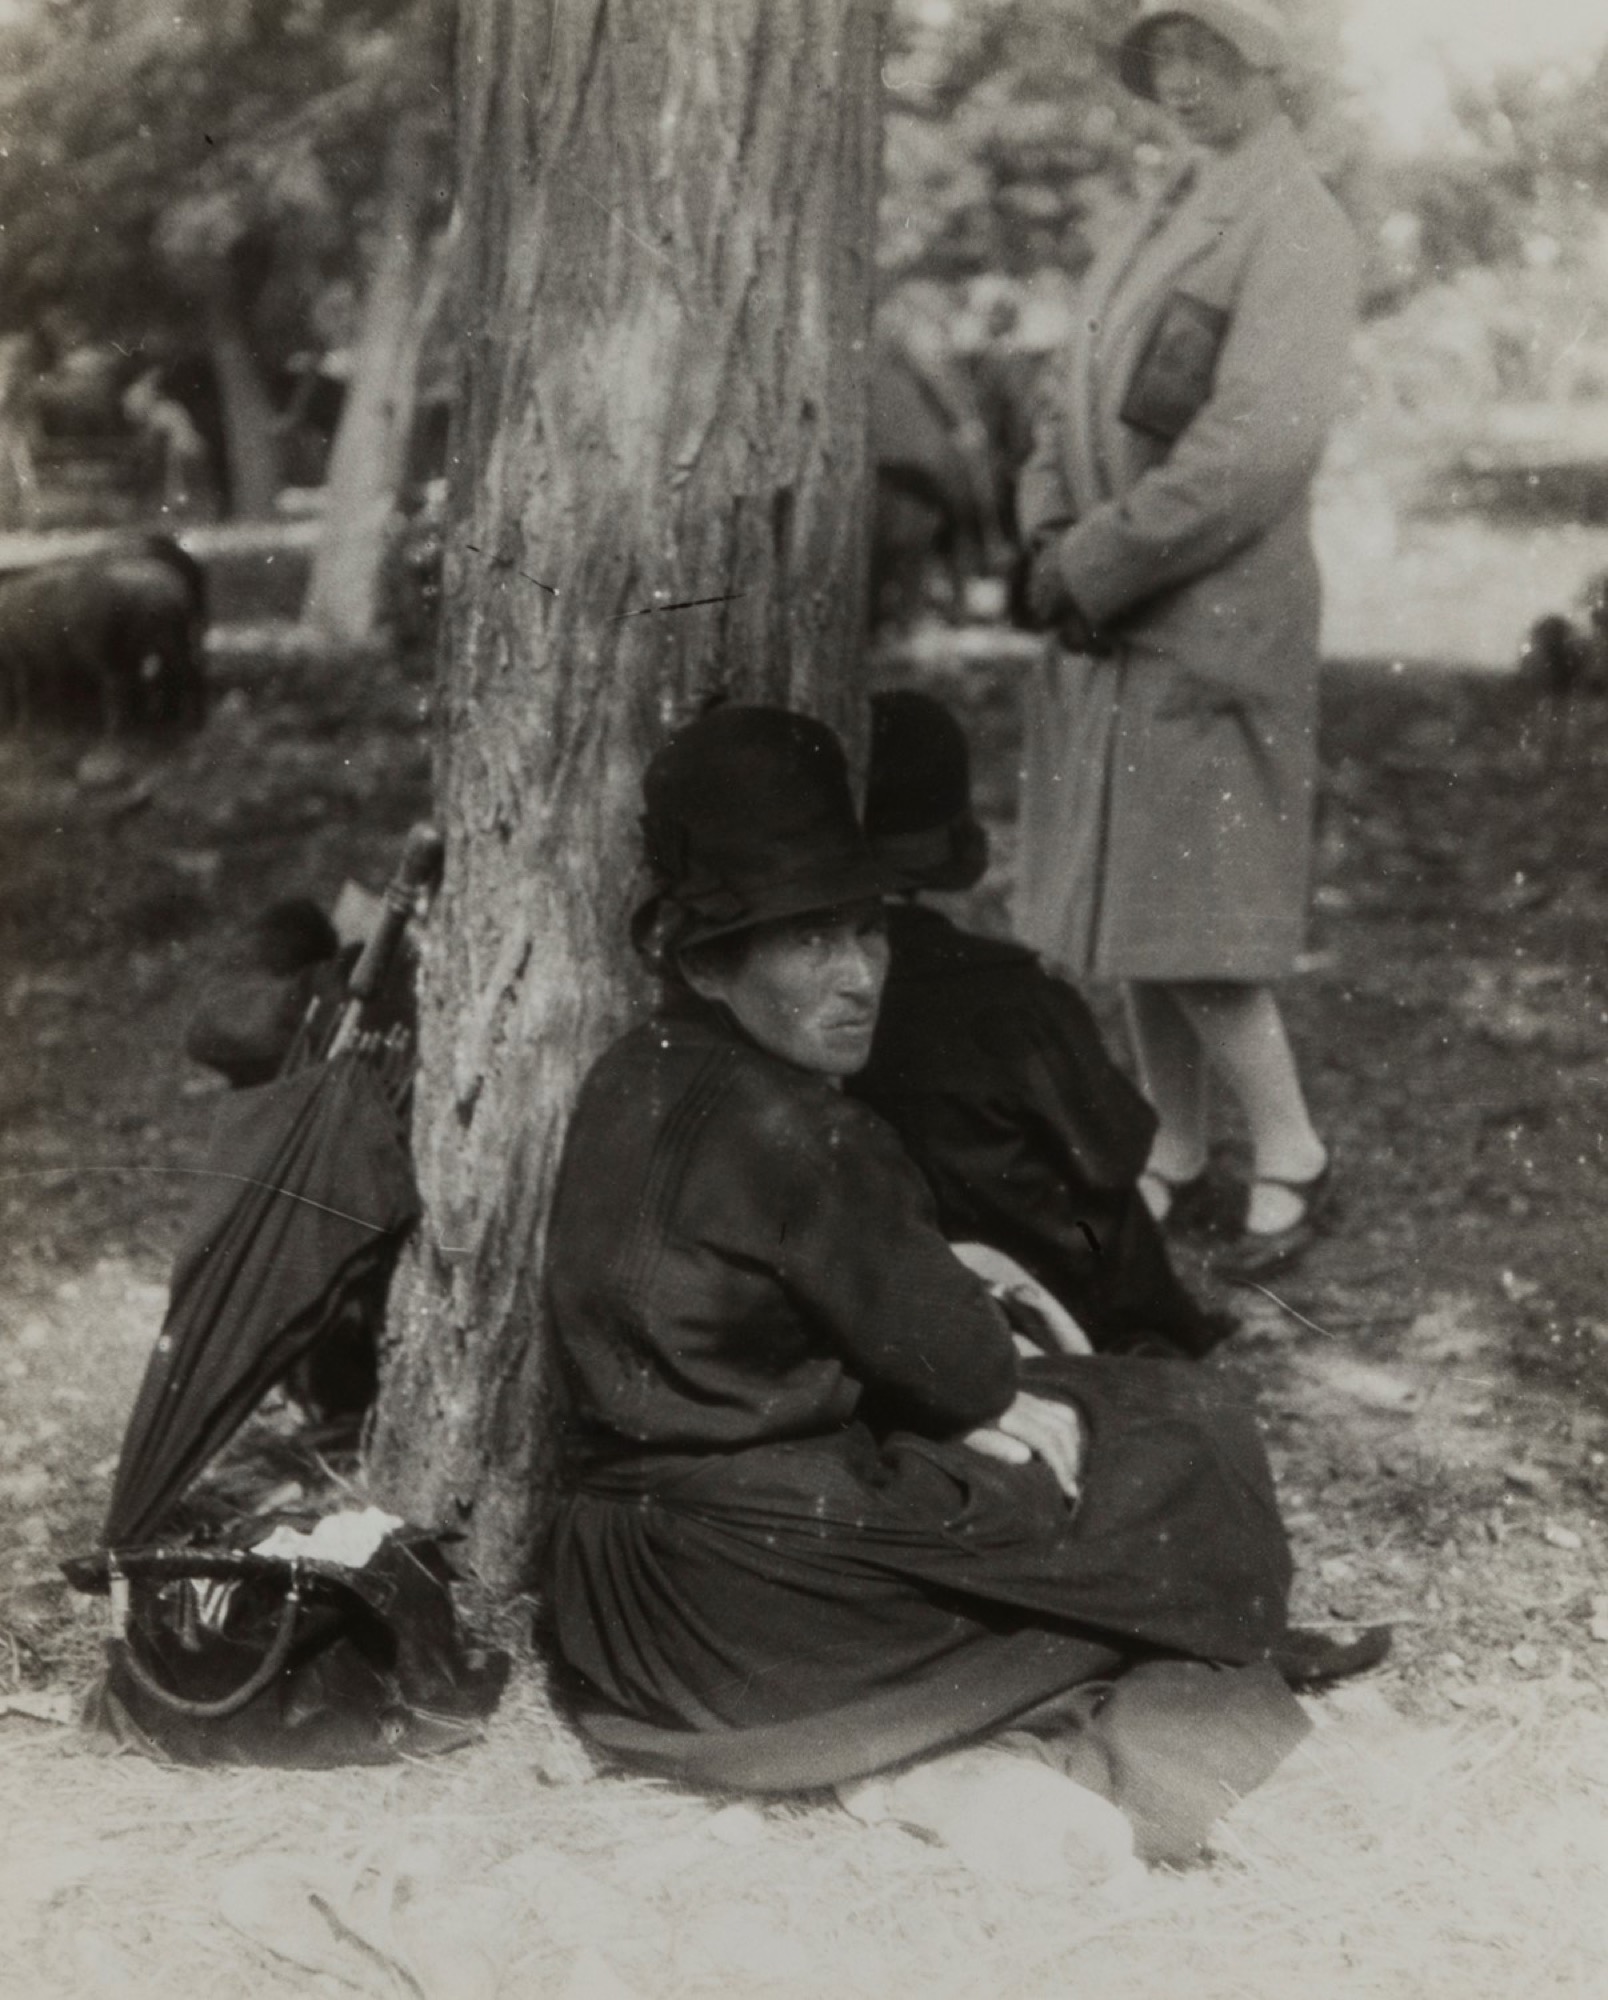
left=882, top=1084, right=1111, bottom=1305
left=970, top=982, right=1156, bottom=1192
left=699, top=1086, right=1018, bottom=1435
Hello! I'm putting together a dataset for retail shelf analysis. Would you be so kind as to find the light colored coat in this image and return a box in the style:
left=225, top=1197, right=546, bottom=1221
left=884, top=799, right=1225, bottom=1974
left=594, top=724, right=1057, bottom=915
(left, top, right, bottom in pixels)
left=1014, top=115, right=1359, bottom=981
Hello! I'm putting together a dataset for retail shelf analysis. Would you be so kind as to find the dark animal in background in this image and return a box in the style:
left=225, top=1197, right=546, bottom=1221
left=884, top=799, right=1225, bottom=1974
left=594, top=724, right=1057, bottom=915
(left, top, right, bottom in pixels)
left=120, top=531, right=209, bottom=691
left=1515, top=605, right=1604, bottom=771
left=0, top=547, right=207, bottom=735
left=1583, top=571, right=1608, bottom=663
left=119, top=530, right=208, bottom=632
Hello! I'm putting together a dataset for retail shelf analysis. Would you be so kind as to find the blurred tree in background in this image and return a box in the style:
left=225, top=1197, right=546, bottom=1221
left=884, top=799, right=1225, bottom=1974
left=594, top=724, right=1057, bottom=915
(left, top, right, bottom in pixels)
left=0, top=0, right=450, bottom=526
left=1382, top=52, right=1608, bottom=285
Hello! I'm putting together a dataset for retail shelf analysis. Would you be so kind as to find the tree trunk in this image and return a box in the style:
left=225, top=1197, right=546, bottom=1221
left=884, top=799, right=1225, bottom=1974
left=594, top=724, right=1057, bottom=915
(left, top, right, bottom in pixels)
left=197, top=274, right=282, bottom=520
left=302, top=117, right=450, bottom=644
left=368, top=0, right=885, bottom=1585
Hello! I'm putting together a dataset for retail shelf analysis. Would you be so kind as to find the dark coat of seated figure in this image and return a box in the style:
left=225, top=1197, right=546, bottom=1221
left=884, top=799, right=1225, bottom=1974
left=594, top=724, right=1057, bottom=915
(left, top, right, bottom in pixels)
left=852, top=691, right=1229, bottom=1360
left=540, top=704, right=1383, bottom=1861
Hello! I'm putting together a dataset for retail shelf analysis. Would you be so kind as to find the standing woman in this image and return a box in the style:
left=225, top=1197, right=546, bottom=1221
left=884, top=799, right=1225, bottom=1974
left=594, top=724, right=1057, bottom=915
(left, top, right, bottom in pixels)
left=1015, top=0, right=1358, bottom=1277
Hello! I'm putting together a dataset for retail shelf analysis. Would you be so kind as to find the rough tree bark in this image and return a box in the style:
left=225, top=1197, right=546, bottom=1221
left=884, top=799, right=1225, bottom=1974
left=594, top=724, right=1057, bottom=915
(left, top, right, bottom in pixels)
left=368, top=0, right=886, bottom=1585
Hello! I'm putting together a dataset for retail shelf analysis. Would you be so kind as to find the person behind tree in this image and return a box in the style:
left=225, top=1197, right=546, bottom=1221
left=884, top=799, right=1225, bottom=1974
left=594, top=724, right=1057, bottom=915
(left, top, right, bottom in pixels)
left=852, top=689, right=1229, bottom=1360
left=540, top=703, right=1384, bottom=1849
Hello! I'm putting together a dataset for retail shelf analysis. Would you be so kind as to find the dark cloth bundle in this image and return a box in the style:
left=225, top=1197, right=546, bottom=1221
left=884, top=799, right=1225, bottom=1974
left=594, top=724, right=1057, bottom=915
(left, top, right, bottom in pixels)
left=852, top=903, right=1224, bottom=1356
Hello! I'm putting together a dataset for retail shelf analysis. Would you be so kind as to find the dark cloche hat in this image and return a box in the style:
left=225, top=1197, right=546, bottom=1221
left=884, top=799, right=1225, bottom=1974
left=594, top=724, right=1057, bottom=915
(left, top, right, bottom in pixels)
left=864, top=690, right=989, bottom=894
left=633, top=704, right=894, bottom=962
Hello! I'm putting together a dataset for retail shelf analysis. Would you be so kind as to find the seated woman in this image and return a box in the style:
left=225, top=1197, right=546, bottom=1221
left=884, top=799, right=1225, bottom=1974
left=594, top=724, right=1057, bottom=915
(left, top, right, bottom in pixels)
left=852, top=690, right=1229, bottom=1360
left=542, top=705, right=1375, bottom=1855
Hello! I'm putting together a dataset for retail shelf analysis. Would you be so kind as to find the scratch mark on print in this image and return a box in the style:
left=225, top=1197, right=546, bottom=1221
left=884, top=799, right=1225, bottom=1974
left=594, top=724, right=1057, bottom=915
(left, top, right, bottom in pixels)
left=611, top=591, right=748, bottom=623
left=464, top=544, right=560, bottom=596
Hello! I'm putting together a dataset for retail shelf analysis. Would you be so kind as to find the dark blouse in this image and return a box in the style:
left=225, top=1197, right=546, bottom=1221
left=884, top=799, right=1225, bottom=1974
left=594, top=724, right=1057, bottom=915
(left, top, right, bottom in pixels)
left=545, top=993, right=1017, bottom=1457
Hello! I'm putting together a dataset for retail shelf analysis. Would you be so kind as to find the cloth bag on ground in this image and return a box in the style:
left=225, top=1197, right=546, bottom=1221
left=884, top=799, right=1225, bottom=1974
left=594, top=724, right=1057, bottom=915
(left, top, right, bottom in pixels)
left=63, top=1512, right=508, bottom=1768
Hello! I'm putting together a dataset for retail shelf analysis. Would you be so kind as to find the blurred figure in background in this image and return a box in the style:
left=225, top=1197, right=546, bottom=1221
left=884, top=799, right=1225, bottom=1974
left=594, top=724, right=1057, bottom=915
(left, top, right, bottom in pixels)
left=124, top=369, right=217, bottom=521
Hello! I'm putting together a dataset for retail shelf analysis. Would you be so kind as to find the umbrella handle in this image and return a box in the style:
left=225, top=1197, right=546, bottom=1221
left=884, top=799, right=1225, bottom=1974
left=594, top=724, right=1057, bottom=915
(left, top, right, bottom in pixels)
left=326, top=822, right=443, bottom=1061
left=106, top=1561, right=304, bottom=1720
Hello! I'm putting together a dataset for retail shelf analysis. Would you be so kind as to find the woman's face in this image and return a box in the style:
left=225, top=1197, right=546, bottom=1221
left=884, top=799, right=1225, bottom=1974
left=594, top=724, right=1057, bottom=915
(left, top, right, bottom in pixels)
left=1146, top=20, right=1266, bottom=151
left=682, top=901, right=890, bottom=1077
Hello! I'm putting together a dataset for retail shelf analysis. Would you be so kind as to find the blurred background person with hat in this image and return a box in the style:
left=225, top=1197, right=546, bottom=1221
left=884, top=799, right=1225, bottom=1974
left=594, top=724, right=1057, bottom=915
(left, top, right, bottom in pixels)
left=1015, top=0, right=1358, bottom=1280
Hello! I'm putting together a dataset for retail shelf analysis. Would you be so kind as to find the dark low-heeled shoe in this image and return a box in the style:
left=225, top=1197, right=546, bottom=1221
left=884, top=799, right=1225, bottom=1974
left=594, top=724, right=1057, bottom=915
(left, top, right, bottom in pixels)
left=1139, top=1167, right=1225, bottom=1238
left=1211, top=1153, right=1336, bottom=1282
left=1270, top=1623, right=1393, bottom=1689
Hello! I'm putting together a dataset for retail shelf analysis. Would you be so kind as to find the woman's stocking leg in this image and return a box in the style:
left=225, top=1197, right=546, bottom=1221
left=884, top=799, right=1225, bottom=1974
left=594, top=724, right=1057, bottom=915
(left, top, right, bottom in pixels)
left=1124, top=982, right=1210, bottom=1218
left=1167, top=981, right=1325, bottom=1234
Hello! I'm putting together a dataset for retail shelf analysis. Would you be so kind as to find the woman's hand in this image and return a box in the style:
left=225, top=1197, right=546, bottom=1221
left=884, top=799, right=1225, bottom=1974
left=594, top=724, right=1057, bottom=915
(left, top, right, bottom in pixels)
left=962, top=1391, right=1085, bottom=1503
left=1025, top=544, right=1103, bottom=654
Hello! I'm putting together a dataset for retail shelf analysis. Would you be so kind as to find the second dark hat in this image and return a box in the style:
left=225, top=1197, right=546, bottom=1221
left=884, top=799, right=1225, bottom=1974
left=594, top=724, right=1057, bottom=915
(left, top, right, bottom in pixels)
left=865, top=690, right=989, bottom=893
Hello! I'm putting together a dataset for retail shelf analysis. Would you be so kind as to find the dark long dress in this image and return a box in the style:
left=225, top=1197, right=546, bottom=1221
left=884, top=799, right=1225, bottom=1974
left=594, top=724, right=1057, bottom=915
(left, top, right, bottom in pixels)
left=851, top=902, right=1223, bottom=1357
left=542, top=995, right=1299, bottom=1806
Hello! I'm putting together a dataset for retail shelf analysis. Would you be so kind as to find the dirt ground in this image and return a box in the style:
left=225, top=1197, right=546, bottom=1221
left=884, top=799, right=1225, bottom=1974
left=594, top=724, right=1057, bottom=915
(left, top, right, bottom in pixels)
left=2, top=566, right=1607, bottom=1996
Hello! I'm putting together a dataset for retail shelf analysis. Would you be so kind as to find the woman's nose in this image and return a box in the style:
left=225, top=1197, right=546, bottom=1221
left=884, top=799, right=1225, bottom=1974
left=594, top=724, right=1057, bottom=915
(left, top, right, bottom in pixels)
left=836, top=936, right=888, bottom=997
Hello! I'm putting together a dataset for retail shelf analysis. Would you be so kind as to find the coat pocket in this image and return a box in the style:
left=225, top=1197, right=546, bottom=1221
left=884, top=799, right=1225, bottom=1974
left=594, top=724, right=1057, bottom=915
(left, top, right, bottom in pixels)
left=1118, top=290, right=1230, bottom=445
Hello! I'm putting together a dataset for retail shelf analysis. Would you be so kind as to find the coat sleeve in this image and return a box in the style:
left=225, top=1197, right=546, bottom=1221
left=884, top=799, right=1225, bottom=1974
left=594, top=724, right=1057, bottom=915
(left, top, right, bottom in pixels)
left=1050, top=191, right=1359, bottom=629
left=704, top=1086, right=1019, bottom=1435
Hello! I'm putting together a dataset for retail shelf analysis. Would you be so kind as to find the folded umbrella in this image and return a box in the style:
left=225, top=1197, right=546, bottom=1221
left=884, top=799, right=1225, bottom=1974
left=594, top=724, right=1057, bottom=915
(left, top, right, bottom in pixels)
left=100, top=826, right=441, bottom=1548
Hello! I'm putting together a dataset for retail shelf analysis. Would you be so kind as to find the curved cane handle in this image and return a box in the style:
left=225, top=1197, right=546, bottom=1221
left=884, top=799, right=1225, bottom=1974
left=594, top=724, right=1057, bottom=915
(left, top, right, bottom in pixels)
left=107, top=1565, right=303, bottom=1720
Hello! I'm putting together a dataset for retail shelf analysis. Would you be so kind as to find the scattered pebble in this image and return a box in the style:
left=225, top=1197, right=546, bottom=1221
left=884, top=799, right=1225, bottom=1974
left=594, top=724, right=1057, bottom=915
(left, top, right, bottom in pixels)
left=1509, top=1643, right=1541, bottom=1672
left=1542, top=1521, right=1583, bottom=1551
